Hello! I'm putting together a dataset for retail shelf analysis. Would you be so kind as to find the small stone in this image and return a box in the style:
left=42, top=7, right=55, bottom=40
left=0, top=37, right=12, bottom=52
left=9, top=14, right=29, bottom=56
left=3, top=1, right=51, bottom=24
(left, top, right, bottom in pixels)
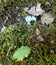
left=16, top=6, right=20, bottom=10
left=4, top=0, right=6, bottom=1
left=51, top=40, right=55, bottom=44
left=0, top=26, right=6, bottom=33
left=37, top=36, right=44, bottom=41
left=18, top=14, right=20, bottom=17
left=24, top=7, right=29, bottom=12
left=50, top=50, right=54, bottom=54
left=6, top=16, right=8, bottom=20
left=45, top=2, right=51, bottom=8
left=36, top=28, right=41, bottom=35
left=17, top=18, right=20, bottom=21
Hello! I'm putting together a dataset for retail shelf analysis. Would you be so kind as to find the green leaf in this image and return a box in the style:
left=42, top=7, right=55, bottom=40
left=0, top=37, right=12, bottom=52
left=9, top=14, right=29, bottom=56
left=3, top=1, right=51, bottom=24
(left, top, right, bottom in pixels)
left=22, top=12, right=28, bottom=17
left=13, top=46, right=30, bottom=61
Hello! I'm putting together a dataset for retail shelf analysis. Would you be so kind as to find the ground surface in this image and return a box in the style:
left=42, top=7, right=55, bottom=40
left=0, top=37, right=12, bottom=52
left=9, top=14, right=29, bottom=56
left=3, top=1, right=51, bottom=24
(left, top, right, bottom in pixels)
left=0, top=0, right=56, bottom=65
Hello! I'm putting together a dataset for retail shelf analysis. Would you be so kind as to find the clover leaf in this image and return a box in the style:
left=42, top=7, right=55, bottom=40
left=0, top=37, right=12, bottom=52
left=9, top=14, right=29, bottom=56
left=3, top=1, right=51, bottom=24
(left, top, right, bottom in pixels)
left=13, top=46, right=30, bottom=61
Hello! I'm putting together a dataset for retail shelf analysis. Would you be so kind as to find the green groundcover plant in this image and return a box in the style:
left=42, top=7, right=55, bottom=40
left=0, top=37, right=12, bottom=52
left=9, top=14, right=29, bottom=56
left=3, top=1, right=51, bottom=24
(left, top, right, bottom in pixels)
left=13, top=46, right=31, bottom=61
left=0, top=22, right=56, bottom=65
left=0, top=0, right=56, bottom=65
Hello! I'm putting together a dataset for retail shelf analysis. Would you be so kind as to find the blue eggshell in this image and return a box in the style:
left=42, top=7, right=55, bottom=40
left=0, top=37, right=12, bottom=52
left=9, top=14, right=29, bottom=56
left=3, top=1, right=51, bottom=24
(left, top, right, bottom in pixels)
left=25, top=16, right=32, bottom=24
left=31, top=16, right=36, bottom=21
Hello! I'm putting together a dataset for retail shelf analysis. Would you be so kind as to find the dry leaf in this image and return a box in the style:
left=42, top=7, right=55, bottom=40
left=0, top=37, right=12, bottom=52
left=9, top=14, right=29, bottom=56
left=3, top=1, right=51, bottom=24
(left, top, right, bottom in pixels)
left=41, top=13, right=54, bottom=25
left=24, top=3, right=45, bottom=16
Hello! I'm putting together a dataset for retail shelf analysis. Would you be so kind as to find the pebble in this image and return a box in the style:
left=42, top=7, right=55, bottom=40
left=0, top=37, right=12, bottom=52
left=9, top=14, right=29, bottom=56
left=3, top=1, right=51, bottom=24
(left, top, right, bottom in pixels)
left=50, top=50, right=54, bottom=54
left=16, top=6, right=20, bottom=10
left=36, top=28, right=41, bottom=35
left=45, top=2, right=51, bottom=8
left=24, top=7, right=29, bottom=12
left=0, top=26, right=6, bottom=33
left=37, top=36, right=44, bottom=41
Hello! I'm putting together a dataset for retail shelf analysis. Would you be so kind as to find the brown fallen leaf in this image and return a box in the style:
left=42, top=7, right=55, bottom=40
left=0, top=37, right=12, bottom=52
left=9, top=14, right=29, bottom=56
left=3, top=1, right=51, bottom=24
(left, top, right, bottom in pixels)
left=41, top=13, right=54, bottom=25
left=24, top=3, right=45, bottom=16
